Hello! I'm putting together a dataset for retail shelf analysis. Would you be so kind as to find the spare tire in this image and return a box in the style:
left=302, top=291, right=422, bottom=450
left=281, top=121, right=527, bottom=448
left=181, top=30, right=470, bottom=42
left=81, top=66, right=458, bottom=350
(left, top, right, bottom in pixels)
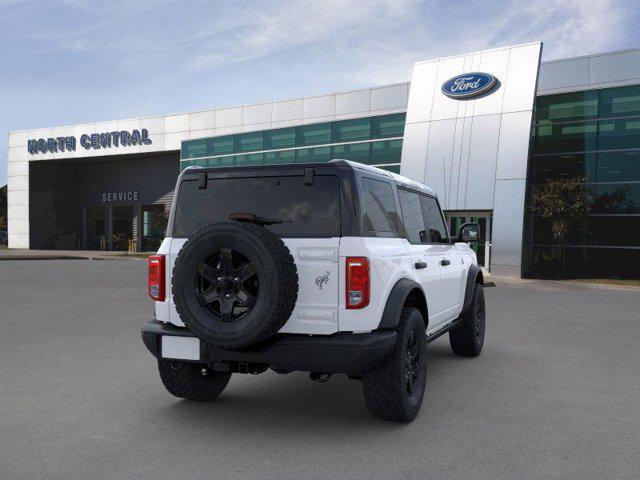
left=172, top=222, right=298, bottom=348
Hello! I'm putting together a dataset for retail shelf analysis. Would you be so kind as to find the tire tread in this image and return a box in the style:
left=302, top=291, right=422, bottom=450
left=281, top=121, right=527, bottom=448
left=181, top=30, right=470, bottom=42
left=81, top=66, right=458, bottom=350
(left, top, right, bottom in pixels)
left=362, top=307, right=427, bottom=422
left=449, top=283, right=484, bottom=357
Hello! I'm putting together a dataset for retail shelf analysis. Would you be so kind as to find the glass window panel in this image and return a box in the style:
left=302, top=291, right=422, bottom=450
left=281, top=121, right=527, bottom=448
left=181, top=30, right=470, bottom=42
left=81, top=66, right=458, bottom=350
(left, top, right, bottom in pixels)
left=295, top=146, right=331, bottom=163
left=264, top=128, right=296, bottom=149
left=205, top=156, right=233, bottom=167
left=584, top=216, right=640, bottom=246
left=140, top=205, right=167, bottom=251
left=234, top=131, right=263, bottom=153
left=420, top=195, right=449, bottom=243
left=597, top=119, right=640, bottom=150
left=264, top=150, right=296, bottom=165
left=296, top=123, right=331, bottom=146
left=206, top=136, right=233, bottom=156
left=179, top=159, right=207, bottom=171
left=595, top=151, right=640, bottom=182
left=371, top=113, right=406, bottom=139
left=531, top=153, right=597, bottom=184
left=533, top=214, right=640, bottom=247
left=534, top=121, right=598, bottom=154
left=216, top=155, right=235, bottom=166
left=370, top=139, right=402, bottom=165
left=589, top=183, right=640, bottom=214
left=181, top=139, right=206, bottom=159
left=361, top=177, right=402, bottom=236
left=398, top=189, right=427, bottom=244
left=535, top=91, right=598, bottom=123
left=332, top=118, right=370, bottom=142
left=234, top=153, right=264, bottom=166
left=527, top=245, right=640, bottom=279
left=380, top=164, right=401, bottom=174
left=332, top=142, right=370, bottom=164
left=598, top=84, right=640, bottom=118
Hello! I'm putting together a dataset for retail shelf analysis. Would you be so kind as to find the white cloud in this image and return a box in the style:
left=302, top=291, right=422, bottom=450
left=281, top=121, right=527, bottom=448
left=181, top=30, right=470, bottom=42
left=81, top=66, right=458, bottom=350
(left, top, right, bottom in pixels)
left=4, top=0, right=634, bottom=84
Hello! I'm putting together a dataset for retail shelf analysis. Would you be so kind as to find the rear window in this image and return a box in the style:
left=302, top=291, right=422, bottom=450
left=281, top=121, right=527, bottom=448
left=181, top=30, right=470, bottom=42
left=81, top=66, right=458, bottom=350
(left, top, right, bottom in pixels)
left=173, top=175, right=341, bottom=238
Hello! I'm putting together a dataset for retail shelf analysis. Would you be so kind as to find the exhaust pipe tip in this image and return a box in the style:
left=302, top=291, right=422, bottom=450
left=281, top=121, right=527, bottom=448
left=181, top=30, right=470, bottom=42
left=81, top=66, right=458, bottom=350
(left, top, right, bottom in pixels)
left=309, top=372, right=332, bottom=383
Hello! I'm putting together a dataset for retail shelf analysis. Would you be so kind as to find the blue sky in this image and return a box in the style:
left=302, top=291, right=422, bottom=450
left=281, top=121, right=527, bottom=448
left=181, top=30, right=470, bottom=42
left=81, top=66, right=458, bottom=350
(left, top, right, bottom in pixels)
left=2, top=0, right=639, bottom=186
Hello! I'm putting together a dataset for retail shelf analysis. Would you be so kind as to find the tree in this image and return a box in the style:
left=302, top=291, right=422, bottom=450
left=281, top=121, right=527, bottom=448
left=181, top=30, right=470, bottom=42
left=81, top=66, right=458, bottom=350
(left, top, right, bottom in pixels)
left=533, top=176, right=589, bottom=277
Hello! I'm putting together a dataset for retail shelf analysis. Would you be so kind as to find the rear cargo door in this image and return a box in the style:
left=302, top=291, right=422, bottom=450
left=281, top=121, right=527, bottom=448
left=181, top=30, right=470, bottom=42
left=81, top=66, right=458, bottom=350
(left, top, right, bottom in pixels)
left=169, top=172, right=343, bottom=333
left=279, top=238, right=340, bottom=334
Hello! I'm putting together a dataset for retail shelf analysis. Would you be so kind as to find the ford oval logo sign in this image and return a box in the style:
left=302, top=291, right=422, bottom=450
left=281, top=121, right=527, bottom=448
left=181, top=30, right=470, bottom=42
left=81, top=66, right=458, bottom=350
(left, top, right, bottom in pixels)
left=441, top=72, right=497, bottom=99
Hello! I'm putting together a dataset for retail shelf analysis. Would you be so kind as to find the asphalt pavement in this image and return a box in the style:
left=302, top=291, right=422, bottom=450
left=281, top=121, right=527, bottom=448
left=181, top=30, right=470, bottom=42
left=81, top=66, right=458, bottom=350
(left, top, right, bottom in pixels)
left=1, top=259, right=639, bottom=480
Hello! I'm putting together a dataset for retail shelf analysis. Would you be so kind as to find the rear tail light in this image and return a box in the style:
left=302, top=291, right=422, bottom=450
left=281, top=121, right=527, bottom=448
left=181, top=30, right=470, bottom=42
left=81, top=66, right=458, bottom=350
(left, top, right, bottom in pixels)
left=148, top=255, right=165, bottom=301
left=346, top=257, right=369, bottom=309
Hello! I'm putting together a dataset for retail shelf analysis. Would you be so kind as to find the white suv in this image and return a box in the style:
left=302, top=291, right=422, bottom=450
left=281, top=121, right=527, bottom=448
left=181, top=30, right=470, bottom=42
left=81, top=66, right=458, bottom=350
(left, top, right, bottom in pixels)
left=142, top=160, right=485, bottom=422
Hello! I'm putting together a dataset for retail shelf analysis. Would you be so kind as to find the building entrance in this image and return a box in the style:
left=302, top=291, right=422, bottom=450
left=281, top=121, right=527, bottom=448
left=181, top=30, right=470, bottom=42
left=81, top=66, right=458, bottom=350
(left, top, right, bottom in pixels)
left=111, top=205, right=134, bottom=251
left=82, top=203, right=167, bottom=252
left=85, top=206, right=107, bottom=250
left=445, top=211, right=493, bottom=272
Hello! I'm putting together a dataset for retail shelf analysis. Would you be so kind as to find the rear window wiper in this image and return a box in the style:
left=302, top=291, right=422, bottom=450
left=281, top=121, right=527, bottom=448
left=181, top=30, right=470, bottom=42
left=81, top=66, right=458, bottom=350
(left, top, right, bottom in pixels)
left=229, top=212, right=290, bottom=226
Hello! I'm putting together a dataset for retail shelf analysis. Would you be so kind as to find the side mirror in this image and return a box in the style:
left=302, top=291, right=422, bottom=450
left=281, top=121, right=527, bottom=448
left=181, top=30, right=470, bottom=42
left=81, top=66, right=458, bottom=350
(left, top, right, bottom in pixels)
left=458, top=222, right=480, bottom=243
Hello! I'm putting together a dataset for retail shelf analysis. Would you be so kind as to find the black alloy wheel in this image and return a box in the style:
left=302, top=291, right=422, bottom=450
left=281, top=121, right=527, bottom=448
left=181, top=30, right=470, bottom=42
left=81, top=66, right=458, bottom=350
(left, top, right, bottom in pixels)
left=362, top=307, right=428, bottom=422
left=405, top=329, right=421, bottom=396
left=195, top=248, right=259, bottom=322
left=172, top=222, right=298, bottom=348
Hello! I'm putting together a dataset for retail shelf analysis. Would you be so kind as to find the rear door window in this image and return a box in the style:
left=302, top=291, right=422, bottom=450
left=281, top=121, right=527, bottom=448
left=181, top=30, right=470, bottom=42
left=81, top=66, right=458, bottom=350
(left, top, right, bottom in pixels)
left=398, top=189, right=427, bottom=244
left=361, top=177, right=402, bottom=237
left=173, top=175, right=341, bottom=238
left=420, top=195, right=449, bottom=243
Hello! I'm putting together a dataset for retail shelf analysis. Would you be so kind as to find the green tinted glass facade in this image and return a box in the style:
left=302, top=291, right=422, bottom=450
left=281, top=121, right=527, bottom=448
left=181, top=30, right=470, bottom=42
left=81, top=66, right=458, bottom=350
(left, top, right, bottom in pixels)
left=180, top=113, right=405, bottom=174
left=524, top=84, right=640, bottom=279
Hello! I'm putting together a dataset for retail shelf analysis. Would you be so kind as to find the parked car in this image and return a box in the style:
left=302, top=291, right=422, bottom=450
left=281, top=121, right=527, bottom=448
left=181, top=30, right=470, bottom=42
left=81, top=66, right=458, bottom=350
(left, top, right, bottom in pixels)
left=141, top=160, right=485, bottom=422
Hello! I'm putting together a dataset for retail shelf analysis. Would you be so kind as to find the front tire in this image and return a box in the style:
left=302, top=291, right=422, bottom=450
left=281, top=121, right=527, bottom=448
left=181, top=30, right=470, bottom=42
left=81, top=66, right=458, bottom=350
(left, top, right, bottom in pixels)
left=158, top=360, right=231, bottom=401
left=362, top=307, right=427, bottom=422
left=449, top=283, right=485, bottom=357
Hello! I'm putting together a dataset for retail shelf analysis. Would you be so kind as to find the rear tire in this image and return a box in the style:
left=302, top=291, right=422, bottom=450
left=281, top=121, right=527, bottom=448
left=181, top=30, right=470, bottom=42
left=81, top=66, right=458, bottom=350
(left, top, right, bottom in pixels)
left=449, top=283, right=485, bottom=357
left=171, top=222, right=298, bottom=349
left=158, top=360, right=231, bottom=401
left=362, top=307, right=427, bottom=422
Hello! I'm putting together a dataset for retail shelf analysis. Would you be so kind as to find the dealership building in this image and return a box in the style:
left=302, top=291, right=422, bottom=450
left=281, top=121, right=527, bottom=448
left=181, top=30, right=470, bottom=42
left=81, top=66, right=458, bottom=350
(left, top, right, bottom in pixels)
left=6, top=42, right=640, bottom=278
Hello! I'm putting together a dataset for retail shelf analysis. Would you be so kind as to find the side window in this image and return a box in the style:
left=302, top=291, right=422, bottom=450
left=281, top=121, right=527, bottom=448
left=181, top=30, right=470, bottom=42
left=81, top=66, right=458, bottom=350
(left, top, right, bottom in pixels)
left=361, top=177, right=402, bottom=237
left=420, top=195, right=449, bottom=243
left=398, top=189, right=427, bottom=244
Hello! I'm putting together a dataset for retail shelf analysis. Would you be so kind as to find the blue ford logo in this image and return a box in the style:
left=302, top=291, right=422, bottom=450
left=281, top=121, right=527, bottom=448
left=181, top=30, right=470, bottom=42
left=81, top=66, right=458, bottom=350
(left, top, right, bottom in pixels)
left=441, top=72, right=497, bottom=99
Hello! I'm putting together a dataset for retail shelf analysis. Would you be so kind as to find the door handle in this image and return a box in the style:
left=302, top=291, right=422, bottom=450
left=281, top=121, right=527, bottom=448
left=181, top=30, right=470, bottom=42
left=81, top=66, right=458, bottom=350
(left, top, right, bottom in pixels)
left=414, top=261, right=427, bottom=269
left=440, top=258, right=451, bottom=266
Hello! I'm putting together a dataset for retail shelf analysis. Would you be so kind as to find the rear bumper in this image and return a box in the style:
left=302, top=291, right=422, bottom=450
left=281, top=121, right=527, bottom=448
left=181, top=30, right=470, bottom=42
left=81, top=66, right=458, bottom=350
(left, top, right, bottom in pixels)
left=141, top=320, right=396, bottom=375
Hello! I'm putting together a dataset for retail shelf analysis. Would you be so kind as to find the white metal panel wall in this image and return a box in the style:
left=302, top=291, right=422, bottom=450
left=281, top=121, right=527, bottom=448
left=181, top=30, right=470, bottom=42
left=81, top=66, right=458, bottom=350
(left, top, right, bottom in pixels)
left=537, top=47, right=640, bottom=95
left=400, top=42, right=542, bottom=267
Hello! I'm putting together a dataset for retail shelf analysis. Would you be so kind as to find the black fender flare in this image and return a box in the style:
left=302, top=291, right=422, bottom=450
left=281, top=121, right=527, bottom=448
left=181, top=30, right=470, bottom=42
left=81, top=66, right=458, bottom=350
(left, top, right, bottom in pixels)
left=378, top=278, right=427, bottom=330
left=462, top=264, right=484, bottom=314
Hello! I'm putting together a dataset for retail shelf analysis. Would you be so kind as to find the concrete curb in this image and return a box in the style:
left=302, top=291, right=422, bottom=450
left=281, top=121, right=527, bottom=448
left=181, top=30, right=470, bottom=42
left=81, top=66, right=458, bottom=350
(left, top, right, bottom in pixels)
left=0, top=253, right=149, bottom=261
left=491, top=275, right=640, bottom=292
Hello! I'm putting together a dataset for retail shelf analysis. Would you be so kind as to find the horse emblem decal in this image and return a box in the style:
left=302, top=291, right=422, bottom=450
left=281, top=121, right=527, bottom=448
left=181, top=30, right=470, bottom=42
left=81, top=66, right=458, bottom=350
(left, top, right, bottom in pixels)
left=315, top=271, right=330, bottom=290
